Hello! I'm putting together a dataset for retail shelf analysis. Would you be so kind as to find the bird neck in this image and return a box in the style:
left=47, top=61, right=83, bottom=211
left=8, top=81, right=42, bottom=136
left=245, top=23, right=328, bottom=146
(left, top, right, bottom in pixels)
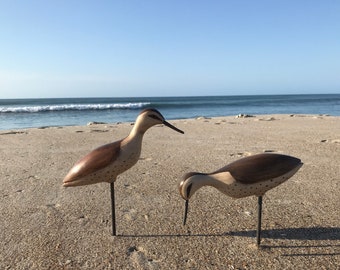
left=121, top=125, right=144, bottom=150
left=126, top=126, right=144, bottom=143
left=188, top=174, right=213, bottom=198
left=189, top=172, right=236, bottom=198
left=129, top=121, right=148, bottom=137
left=193, top=173, right=234, bottom=188
left=130, top=115, right=155, bottom=135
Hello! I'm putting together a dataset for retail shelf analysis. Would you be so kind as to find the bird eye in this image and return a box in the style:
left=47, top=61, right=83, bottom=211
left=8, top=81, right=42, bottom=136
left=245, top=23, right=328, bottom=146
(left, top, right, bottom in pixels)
left=149, top=114, right=160, bottom=120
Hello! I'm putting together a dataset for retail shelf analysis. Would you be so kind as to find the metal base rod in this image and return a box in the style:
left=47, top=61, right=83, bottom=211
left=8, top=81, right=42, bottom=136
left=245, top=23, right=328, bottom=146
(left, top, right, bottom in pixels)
left=256, top=196, right=263, bottom=246
left=183, top=200, right=189, bottom=226
left=110, top=182, right=116, bottom=236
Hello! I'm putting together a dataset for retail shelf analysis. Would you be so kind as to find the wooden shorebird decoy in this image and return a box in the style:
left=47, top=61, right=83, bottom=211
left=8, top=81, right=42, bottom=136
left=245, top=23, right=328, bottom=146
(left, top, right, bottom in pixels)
left=178, top=153, right=303, bottom=246
left=63, top=108, right=184, bottom=235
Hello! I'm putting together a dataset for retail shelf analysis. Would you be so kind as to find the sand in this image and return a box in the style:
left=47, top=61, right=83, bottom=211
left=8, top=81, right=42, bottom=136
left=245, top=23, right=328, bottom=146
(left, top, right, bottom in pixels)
left=0, top=114, right=339, bottom=269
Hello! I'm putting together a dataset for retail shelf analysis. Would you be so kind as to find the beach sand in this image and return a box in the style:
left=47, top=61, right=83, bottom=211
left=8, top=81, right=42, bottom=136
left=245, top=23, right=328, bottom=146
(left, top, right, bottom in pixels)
left=1, top=114, right=339, bottom=269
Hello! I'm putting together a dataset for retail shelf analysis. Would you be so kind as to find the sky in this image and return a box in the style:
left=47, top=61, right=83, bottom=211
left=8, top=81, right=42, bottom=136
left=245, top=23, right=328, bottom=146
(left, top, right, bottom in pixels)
left=0, top=0, right=339, bottom=98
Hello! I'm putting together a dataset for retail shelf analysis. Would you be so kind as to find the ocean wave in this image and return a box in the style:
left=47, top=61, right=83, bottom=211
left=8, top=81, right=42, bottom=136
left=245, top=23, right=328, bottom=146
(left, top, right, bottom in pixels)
left=0, top=102, right=151, bottom=113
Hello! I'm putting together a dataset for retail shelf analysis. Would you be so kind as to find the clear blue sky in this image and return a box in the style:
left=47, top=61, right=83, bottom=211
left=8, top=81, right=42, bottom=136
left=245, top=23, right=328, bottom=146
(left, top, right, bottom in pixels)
left=0, top=0, right=339, bottom=98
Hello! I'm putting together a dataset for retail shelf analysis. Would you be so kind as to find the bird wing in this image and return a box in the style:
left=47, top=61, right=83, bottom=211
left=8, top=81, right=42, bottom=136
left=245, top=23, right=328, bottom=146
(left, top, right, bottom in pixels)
left=213, top=153, right=301, bottom=184
left=63, top=140, right=122, bottom=182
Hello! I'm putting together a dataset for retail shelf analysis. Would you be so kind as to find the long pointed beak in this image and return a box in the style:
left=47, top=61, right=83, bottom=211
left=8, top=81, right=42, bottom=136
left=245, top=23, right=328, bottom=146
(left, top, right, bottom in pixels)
left=183, top=200, right=189, bottom=226
left=163, top=120, right=184, bottom=134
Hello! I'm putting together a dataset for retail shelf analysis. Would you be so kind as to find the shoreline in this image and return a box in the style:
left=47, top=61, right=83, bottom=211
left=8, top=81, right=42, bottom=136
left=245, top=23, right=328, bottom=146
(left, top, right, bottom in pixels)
left=1, top=114, right=339, bottom=269
left=0, top=113, right=337, bottom=132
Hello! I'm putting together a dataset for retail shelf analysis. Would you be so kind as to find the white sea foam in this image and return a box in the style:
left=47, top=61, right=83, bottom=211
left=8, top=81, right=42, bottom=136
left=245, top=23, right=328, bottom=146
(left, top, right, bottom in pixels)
left=0, top=102, right=150, bottom=113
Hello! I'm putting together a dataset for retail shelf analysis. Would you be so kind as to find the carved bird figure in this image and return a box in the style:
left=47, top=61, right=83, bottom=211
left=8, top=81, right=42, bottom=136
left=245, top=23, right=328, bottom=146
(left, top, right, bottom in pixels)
left=179, top=153, right=303, bottom=246
left=63, top=108, right=184, bottom=235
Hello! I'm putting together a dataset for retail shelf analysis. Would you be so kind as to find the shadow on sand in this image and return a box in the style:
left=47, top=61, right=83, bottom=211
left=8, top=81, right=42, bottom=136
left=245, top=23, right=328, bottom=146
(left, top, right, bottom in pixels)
left=119, top=226, right=339, bottom=241
left=118, top=226, right=340, bottom=256
left=224, top=226, right=340, bottom=241
left=224, top=226, right=340, bottom=256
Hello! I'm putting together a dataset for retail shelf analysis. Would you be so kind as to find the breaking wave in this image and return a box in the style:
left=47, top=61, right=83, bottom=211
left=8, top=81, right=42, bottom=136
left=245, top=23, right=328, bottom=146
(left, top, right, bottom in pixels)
left=0, top=102, right=151, bottom=113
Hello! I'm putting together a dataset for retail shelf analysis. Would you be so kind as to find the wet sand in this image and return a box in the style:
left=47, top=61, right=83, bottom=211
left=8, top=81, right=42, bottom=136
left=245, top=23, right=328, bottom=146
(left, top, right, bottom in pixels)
left=1, top=114, right=339, bottom=269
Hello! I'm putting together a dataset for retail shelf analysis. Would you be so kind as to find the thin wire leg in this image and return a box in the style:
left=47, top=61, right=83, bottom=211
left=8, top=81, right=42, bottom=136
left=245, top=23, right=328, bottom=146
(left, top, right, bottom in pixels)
left=183, top=200, right=189, bottom=226
left=110, top=182, right=116, bottom=236
left=256, top=196, right=263, bottom=246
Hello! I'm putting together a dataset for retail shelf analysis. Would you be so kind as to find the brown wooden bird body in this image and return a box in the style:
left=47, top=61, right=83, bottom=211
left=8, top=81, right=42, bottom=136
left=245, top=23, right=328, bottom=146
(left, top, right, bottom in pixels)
left=63, top=108, right=183, bottom=187
left=179, top=153, right=303, bottom=246
left=179, top=153, right=303, bottom=200
left=62, top=108, right=184, bottom=235
left=63, top=135, right=141, bottom=187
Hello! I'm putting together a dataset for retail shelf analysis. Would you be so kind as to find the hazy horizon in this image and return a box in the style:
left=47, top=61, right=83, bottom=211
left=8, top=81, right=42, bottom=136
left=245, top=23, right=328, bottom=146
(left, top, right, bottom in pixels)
left=1, top=92, right=339, bottom=100
left=1, top=93, right=339, bottom=102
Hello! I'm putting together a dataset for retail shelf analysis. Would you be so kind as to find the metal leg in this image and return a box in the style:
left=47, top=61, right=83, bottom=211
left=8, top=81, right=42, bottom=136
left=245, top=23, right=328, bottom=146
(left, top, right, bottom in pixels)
left=183, top=200, right=189, bottom=226
left=256, top=196, right=263, bottom=246
left=110, top=182, right=116, bottom=236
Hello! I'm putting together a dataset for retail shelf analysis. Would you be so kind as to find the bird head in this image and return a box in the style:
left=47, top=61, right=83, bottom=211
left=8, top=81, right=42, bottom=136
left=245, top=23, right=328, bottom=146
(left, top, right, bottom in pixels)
left=136, top=108, right=184, bottom=134
left=178, top=172, right=207, bottom=225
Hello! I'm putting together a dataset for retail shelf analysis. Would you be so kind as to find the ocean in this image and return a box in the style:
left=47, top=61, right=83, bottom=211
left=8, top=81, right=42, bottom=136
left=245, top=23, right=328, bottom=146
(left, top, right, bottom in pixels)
left=0, top=94, right=339, bottom=130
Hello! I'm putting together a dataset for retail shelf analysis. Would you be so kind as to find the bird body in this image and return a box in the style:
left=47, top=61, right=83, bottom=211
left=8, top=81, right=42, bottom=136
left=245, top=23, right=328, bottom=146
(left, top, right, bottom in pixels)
left=179, top=153, right=303, bottom=199
left=62, top=108, right=184, bottom=235
left=179, top=153, right=303, bottom=245
left=63, top=136, right=141, bottom=187
left=63, top=108, right=184, bottom=187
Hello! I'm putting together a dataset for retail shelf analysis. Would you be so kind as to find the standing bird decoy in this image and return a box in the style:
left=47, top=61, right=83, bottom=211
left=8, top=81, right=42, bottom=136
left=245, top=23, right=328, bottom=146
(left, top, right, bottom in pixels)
left=178, top=153, right=303, bottom=246
left=63, top=108, right=184, bottom=235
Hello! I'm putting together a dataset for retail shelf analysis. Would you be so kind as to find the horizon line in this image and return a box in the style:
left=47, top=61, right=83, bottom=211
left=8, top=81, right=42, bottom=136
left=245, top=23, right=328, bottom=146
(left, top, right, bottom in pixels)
left=1, top=93, right=339, bottom=100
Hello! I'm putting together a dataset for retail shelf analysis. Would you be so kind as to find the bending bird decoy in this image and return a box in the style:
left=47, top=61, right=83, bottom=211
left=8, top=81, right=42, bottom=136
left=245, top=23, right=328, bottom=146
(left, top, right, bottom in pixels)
left=63, top=108, right=184, bottom=235
left=178, top=153, right=303, bottom=246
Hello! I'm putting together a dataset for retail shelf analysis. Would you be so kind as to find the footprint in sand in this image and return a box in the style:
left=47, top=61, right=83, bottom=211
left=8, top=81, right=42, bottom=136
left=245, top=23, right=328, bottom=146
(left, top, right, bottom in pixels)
left=229, top=152, right=252, bottom=157
left=256, top=117, right=277, bottom=121
left=123, top=209, right=138, bottom=221
left=127, top=246, right=159, bottom=270
left=230, top=150, right=277, bottom=157
left=90, top=129, right=109, bottom=133
left=139, top=157, right=153, bottom=161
